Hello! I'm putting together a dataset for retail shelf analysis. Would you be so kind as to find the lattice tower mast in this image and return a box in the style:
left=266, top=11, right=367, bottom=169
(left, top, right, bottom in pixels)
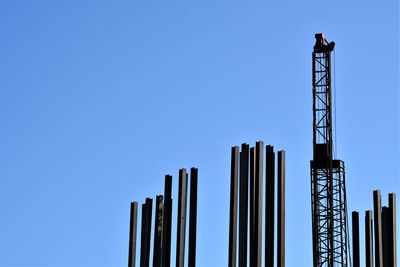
left=311, top=33, right=350, bottom=267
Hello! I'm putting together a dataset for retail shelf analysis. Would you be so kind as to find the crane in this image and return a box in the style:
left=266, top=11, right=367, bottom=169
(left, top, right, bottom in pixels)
left=310, top=33, right=350, bottom=267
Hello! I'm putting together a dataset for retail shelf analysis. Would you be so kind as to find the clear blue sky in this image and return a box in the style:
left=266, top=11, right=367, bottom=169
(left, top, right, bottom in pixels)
left=0, top=1, right=398, bottom=266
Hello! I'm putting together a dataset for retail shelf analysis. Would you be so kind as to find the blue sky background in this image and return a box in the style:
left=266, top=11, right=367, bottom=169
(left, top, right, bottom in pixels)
left=0, top=1, right=398, bottom=266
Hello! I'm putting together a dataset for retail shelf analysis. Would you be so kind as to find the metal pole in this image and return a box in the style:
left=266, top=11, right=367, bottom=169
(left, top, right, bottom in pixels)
left=351, top=211, right=360, bottom=267
left=382, top=206, right=389, bottom=266
left=228, top=147, right=239, bottom=267
left=153, top=196, right=164, bottom=267
left=249, top=147, right=255, bottom=267
left=277, top=150, right=285, bottom=267
left=239, top=144, right=249, bottom=267
left=140, top=198, right=153, bottom=267
left=254, top=142, right=263, bottom=267
left=128, top=202, right=138, bottom=267
left=176, top=169, right=188, bottom=267
left=373, top=190, right=383, bottom=267
left=388, top=193, right=397, bottom=267
left=365, top=210, right=374, bottom=267
left=265, top=145, right=275, bottom=267
left=162, top=175, right=173, bottom=267
left=188, top=167, right=198, bottom=267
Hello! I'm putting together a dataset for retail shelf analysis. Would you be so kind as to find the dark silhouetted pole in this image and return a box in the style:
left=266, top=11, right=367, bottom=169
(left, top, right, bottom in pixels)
left=265, top=145, right=275, bottom=267
left=128, top=202, right=138, bottom=267
left=140, top=198, right=153, bottom=267
left=162, top=175, right=173, bottom=267
left=249, top=147, right=255, bottom=267
left=382, top=206, right=389, bottom=266
left=373, top=190, right=383, bottom=267
left=228, top=147, right=239, bottom=267
left=388, top=193, right=397, bottom=267
left=188, top=168, right=198, bottom=267
left=239, top=144, right=249, bottom=267
left=351, top=211, right=360, bottom=267
left=153, top=195, right=164, bottom=267
left=365, top=210, right=373, bottom=267
left=254, top=142, right=263, bottom=267
left=176, top=169, right=188, bottom=267
left=277, top=150, right=285, bottom=267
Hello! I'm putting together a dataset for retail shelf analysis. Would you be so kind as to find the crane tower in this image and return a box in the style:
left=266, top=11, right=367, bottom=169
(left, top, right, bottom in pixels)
left=311, top=33, right=349, bottom=267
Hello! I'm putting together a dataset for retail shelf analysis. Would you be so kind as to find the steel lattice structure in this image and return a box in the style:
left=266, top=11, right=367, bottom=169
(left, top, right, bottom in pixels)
left=310, top=33, right=349, bottom=267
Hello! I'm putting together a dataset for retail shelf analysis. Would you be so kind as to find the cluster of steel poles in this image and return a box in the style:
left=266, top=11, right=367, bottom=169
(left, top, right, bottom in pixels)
left=228, top=141, right=286, bottom=267
left=351, top=191, right=397, bottom=267
left=128, top=168, right=198, bottom=267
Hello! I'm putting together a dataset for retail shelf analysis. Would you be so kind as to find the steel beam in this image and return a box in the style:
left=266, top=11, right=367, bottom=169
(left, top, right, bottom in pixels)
left=373, top=190, right=383, bottom=267
left=153, top=195, right=164, bottom=267
left=382, top=206, right=389, bottom=266
left=228, top=147, right=239, bottom=267
left=140, top=198, right=153, bottom=267
left=140, top=202, right=148, bottom=267
left=188, top=167, right=198, bottom=267
left=254, top=142, right=263, bottom=267
left=265, top=145, right=275, bottom=267
left=228, top=146, right=239, bottom=267
left=176, top=169, right=188, bottom=267
left=277, top=150, right=285, bottom=267
left=239, top=144, right=249, bottom=267
left=162, top=175, right=173, bottom=267
left=388, top=193, right=397, bottom=267
left=365, top=210, right=373, bottom=267
left=249, top=147, right=255, bottom=267
left=128, top=202, right=138, bottom=267
left=351, top=211, right=360, bottom=267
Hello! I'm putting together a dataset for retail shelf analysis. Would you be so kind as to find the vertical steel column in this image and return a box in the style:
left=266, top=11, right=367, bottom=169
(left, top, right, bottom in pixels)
left=277, top=150, right=285, bottom=267
left=229, top=147, right=239, bottom=267
left=351, top=211, right=360, bottom=267
left=254, top=142, right=263, bottom=267
left=140, top=202, right=148, bottom=267
left=176, top=169, right=188, bottom=267
left=388, top=193, right=397, bottom=266
left=365, top=210, right=374, bottom=267
left=388, top=193, right=397, bottom=267
left=153, top=196, right=164, bottom=267
left=188, top=167, right=198, bottom=267
left=162, top=175, right=173, bottom=267
left=140, top=198, right=153, bottom=267
left=373, top=190, right=383, bottom=267
left=129, top=202, right=138, bottom=267
left=382, top=206, right=389, bottom=266
left=249, top=147, right=255, bottom=267
left=265, top=145, right=275, bottom=267
left=239, top=144, right=249, bottom=267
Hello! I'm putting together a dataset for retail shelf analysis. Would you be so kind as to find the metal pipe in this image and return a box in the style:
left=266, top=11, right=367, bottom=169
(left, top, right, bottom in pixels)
left=128, top=202, right=138, bottom=267
left=254, top=142, right=263, bottom=267
left=188, top=168, right=198, bottom=267
left=162, top=175, right=173, bottom=267
left=239, top=144, right=249, bottom=267
left=265, top=145, right=275, bottom=267
left=140, top=198, right=153, bottom=267
left=351, top=211, right=360, bottom=267
left=249, top=147, right=255, bottom=267
left=153, top=196, right=164, bottom=267
left=365, top=210, right=374, bottom=267
left=388, top=193, right=397, bottom=267
left=228, top=147, right=239, bottom=267
left=373, top=190, right=383, bottom=267
left=382, top=206, right=389, bottom=266
left=277, top=150, right=285, bottom=267
left=176, top=169, right=188, bottom=267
